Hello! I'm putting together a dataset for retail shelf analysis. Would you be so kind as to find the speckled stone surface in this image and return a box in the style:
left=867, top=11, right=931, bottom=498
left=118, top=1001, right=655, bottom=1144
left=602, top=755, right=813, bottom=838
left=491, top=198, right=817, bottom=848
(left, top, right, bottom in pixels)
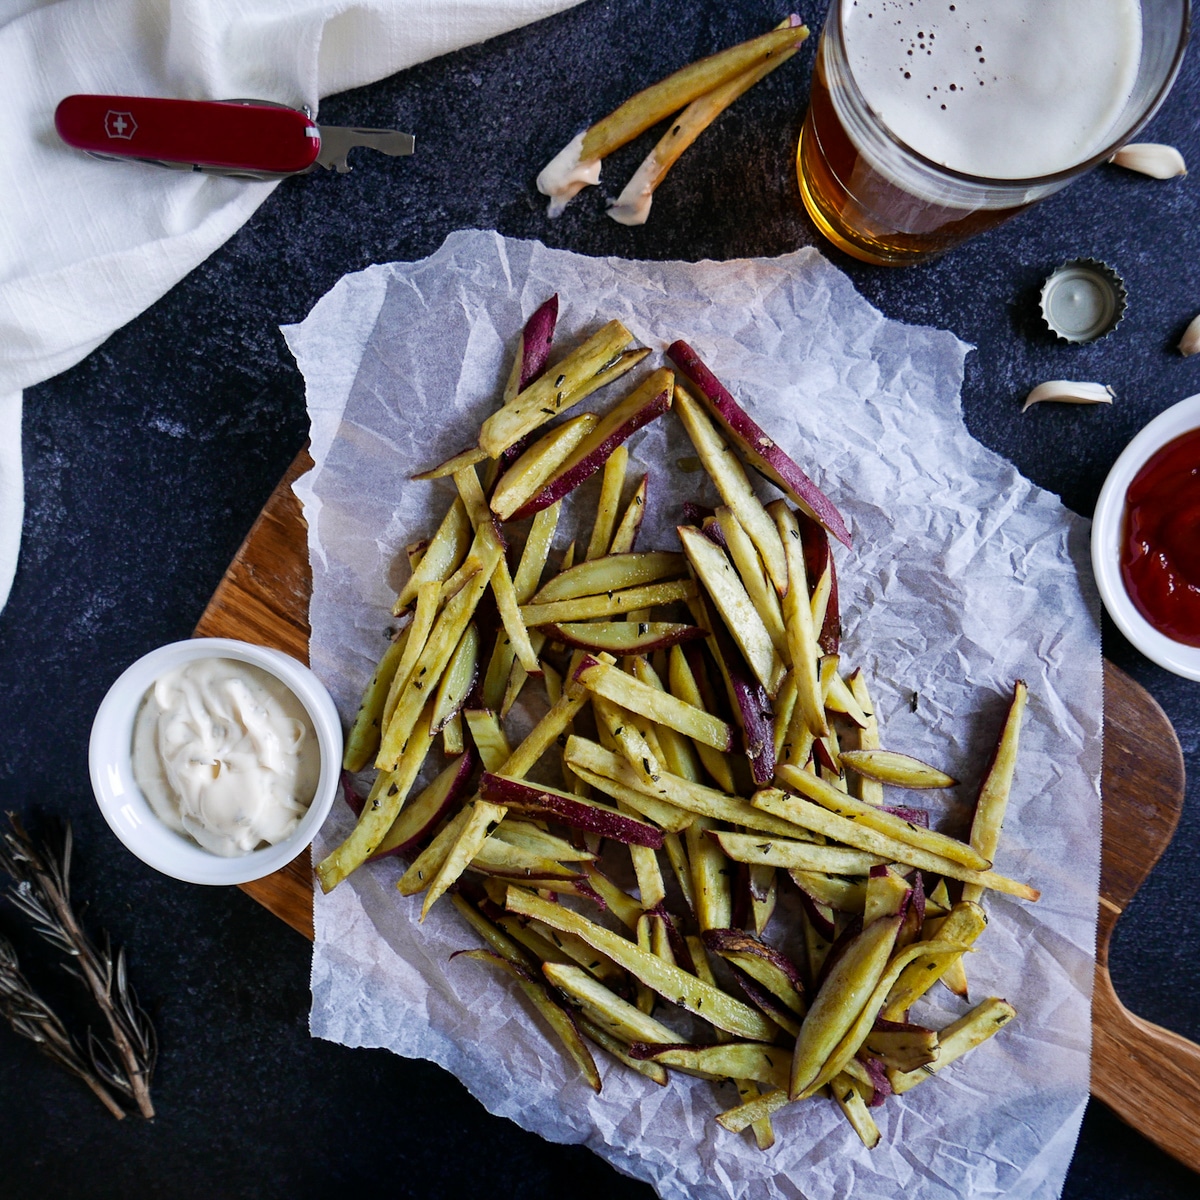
left=0, top=2, right=1197, bottom=1196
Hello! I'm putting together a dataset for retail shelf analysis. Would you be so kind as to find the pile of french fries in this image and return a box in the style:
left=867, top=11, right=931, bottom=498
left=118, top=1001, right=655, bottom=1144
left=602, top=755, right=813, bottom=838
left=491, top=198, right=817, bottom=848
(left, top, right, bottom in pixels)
left=319, top=297, right=1039, bottom=1151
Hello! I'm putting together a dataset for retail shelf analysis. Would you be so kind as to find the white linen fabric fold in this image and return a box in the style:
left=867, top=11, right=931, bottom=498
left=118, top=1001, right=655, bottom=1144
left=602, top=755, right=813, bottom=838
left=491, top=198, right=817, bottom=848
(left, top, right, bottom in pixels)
left=0, top=0, right=584, bottom=614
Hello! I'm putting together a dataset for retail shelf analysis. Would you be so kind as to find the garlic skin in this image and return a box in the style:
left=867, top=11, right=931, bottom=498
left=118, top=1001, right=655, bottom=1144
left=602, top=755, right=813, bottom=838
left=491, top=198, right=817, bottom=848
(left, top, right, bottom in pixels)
left=1022, top=381, right=1115, bottom=412
left=1109, top=143, right=1187, bottom=179
left=1179, top=313, right=1200, bottom=357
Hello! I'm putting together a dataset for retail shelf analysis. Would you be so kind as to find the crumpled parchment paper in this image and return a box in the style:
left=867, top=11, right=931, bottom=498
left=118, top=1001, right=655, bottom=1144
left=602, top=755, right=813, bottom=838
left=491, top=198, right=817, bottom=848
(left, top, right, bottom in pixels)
left=285, top=228, right=1102, bottom=1200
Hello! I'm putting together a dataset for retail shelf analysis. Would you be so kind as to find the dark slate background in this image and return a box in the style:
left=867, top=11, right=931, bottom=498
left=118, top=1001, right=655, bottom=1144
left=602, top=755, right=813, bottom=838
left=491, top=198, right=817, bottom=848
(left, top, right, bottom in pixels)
left=1, top=1, right=1197, bottom=1196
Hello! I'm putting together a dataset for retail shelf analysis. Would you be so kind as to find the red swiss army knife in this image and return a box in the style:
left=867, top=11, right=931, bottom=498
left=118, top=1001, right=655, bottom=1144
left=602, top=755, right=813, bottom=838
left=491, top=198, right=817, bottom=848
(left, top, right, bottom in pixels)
left=54, top=95, right=415, bottom=178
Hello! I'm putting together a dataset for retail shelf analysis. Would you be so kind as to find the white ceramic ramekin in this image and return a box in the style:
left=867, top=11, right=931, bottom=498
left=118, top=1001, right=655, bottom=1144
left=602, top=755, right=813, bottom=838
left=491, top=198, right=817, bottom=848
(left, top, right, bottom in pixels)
left=89, top=637, right=342, bottom=884
left=1091, top=393, right=1200, bottom=681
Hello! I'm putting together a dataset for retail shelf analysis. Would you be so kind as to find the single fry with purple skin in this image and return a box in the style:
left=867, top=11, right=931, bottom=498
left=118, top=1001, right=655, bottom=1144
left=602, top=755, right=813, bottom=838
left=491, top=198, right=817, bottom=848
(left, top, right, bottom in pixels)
left=490, top=413, right=599, bottom=521
left=510, top=369, right=674, bottom=519
left=480, top=773, right=665, bottom=848
left=369, top=749, right=477, bottom=860
left=668, top=339, right=851, bottom=548
left=503, top=294, right=560, bottom=400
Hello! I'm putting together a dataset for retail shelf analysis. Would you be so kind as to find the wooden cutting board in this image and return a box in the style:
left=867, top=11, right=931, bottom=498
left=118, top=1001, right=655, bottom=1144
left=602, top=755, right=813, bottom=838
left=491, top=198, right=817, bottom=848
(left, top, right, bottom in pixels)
left=194, top=450, right=1198, bottom=1172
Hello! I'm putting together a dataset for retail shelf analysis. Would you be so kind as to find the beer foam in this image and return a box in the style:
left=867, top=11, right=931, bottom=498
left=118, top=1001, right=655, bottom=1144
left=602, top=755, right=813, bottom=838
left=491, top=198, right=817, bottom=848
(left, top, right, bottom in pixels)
left=844, top=0, right=1141, bottom=179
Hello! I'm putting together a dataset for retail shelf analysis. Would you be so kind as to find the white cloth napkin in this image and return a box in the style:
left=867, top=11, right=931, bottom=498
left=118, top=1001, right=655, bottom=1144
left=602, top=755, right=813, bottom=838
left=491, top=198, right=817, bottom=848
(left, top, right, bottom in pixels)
left=0, top=0, right=584, bottom=615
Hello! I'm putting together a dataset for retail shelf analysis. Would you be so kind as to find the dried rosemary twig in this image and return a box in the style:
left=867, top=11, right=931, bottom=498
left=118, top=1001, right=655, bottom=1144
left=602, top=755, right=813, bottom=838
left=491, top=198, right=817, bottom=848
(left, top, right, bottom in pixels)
left=0, top=814, right=156, bottom=1118
left=0, top=934, right=127, bottom=1119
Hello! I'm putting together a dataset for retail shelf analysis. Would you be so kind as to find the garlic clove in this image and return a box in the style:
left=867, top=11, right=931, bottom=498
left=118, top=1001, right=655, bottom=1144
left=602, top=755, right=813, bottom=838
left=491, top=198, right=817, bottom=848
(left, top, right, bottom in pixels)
left=1179, top=313, right=1200, bottom=357
left=1022, top=381, right=1115, bottom=412
left=1109, top=143, right=1187, bottom=179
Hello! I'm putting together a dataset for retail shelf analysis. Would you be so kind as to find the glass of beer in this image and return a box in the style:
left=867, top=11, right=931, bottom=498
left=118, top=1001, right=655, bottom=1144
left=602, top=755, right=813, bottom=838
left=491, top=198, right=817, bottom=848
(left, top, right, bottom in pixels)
left=798, top=0, right=1191, bottom=266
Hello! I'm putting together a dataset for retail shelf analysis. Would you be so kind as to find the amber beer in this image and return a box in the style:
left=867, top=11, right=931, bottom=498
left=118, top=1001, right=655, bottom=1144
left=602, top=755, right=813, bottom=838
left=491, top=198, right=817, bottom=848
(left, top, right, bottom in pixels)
left=797, top=0, right=1188, bottom=266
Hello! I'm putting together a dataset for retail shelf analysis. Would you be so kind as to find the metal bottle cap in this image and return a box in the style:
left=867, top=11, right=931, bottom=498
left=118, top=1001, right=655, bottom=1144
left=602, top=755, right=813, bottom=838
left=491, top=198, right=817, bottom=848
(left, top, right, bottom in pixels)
left=1039, top=259, right=1127, bottom=344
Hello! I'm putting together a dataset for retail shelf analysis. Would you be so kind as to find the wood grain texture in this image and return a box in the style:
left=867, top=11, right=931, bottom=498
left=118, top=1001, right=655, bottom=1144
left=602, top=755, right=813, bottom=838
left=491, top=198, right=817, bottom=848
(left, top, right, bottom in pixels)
left=1092, top=667, right=1198, bottom=1171
left=193, top=451, right=314, bottom=939
left=194, top=449, right=1196, bottom=1168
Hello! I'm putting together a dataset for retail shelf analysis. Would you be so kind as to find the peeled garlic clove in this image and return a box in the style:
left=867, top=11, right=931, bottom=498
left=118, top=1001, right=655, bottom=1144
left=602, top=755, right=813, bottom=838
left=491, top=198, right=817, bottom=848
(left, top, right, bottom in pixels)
left=1022, top=381, right=1115, bottom=412
left=1179, top=313, right=1200, bottom=357
left=1109, top=143, right=1187, bottom=179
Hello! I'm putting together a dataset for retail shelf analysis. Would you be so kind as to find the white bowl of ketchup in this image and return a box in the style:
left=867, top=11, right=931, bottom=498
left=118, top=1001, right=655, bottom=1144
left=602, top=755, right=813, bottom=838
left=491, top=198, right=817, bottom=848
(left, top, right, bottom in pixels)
left=1092, top=393, right=1200, bottom=681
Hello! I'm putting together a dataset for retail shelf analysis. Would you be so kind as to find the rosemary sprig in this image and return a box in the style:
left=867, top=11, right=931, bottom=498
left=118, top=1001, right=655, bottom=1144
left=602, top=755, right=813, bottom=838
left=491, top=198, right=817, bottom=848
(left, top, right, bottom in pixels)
left=0, top=934, right=127, bottom=1119
left=0, top=814, right=156, bottom=1118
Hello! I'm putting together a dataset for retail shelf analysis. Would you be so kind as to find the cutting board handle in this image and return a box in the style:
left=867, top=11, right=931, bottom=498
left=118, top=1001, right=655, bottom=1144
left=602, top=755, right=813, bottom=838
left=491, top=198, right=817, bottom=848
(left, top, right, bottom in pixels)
left=1091, top=920, right=1200, bottom=1173
left=1092, top=664, right=1196, bottom=1173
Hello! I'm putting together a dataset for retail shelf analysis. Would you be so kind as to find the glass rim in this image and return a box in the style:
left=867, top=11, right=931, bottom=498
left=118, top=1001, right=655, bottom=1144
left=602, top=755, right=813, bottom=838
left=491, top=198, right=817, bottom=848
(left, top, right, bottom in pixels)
left=828, top=0, right=1192, bottom=192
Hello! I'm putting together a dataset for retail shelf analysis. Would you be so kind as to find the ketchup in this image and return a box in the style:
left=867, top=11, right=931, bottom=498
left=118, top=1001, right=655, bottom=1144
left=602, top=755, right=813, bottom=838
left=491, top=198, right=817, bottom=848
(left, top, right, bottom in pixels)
left=1120, top=427, right=1200, bottom=647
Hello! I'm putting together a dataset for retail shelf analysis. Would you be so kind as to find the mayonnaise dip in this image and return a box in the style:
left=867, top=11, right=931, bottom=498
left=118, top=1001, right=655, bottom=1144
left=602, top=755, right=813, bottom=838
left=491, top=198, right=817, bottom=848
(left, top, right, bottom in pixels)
left=131, top=657, right=319, bottom=857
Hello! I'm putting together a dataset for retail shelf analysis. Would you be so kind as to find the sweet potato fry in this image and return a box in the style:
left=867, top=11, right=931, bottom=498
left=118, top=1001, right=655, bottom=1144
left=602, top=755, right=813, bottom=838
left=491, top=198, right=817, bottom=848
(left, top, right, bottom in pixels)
left=478, top=320, right=638, bottom=457
left=674, top=385, right=788, bottom=592
left=752, top=789, right=1040, bottom=902
left=678, top=524, right=784, bottom=696
left=455, top=948, right=601, bottom=1092
left=962, top=681, right=1027, bottom=906
left=490, top=413, right=599, bottom=520
left=394, top=497, right=472, bottom=612
left=575, top=655, right=733, bottom=751
left=317, top=697, right=438, bottom=892
left=537, top=23, right=808, bottom=215
left=530, top=552, right=687, bottom=604
left=775, top=762, right=990, bottom=871
left=342, top=630, right=408, bottom=772
left=838, top=749, right=958, bottom=790
left=608, top=20, right=807, bottom=226
left=887, top=998, right=1017, bottom=1094
left=507, top=887, right=778, bottom=1040
left=520, top=578, right=697, bottom=626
